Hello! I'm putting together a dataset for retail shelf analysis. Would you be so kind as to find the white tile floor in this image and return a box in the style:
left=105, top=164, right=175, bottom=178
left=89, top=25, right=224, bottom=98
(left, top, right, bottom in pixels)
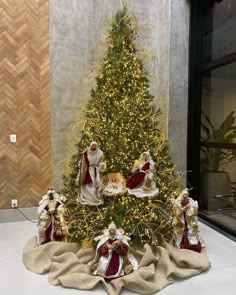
left=0, top=222, right=236, bottom=295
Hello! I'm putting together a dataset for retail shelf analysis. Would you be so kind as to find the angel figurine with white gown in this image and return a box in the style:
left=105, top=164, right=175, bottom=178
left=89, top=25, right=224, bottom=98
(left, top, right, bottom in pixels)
left=126, top=151, right=159, bottom=198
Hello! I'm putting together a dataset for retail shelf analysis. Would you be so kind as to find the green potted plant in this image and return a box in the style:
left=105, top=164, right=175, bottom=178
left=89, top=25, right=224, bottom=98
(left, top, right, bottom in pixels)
left=200, top=110, right=236, bottom=210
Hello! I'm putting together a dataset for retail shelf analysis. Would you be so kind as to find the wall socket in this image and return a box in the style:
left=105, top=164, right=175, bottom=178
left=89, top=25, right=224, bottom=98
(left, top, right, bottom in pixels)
left=11, top=199, right=18, bottom=208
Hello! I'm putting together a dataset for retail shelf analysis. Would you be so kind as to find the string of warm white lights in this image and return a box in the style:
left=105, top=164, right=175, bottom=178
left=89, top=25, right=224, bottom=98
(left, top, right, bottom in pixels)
left=62, top=6, right=183, bottom=248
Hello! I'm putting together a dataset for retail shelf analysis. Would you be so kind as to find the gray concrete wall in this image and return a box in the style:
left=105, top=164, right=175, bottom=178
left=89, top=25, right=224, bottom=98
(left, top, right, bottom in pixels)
left=49, top=0, right=189, bottom=188
left=168, top=0, right=190, bottom=180
left=49, top=0, right=172, bottom=188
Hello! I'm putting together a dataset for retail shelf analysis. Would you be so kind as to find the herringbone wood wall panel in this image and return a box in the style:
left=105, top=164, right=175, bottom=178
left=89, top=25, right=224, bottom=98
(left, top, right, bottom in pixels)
left=0, top=0, right=51, bottom=209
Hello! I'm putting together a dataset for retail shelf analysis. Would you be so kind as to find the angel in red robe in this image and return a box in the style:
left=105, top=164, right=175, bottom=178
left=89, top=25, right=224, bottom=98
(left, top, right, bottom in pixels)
left=126, top=151, right=159, bottom=198
left=91, top=222, right=138, bottom=279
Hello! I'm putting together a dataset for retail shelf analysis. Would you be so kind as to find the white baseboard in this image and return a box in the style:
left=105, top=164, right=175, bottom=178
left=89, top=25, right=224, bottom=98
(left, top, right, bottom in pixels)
left=0, top=207, right=37, bottom=223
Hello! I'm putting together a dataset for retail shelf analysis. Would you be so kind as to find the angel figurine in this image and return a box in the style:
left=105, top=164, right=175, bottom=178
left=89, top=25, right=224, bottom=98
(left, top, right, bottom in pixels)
left=126, top=151, right=159, bottom=198
left=172, top=188, right=204, bottom=252
left=91, top=222, right=138, bottom=279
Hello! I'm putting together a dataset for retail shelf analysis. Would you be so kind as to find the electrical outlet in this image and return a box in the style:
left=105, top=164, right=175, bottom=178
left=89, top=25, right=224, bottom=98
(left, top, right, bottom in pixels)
left=10, top=134, right=17, bottom=143
left=11, top=199, right=17, bottom=208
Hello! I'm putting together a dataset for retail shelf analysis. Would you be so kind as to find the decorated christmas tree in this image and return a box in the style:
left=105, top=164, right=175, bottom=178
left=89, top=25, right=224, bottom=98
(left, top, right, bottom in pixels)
left=62, top=6, right=183, bottom=248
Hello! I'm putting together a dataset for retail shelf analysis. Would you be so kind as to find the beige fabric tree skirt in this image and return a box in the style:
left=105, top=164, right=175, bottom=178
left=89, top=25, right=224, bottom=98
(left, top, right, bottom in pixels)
left=22, top=237, right=210, bottom=295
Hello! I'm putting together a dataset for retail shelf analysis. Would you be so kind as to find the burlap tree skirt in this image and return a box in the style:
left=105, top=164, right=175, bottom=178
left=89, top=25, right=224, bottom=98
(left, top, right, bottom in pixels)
left=22, top=237, right=210, bottom=295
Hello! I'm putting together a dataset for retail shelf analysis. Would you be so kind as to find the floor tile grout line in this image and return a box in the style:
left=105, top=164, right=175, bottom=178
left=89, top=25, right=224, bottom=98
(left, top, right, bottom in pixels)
left=186, top=280, right=200, bottom=294
left=206, top=263, right=236, bottom=272
left=0, top=250, right=22, bottom=263
left=0, top=220, right=36, bottom=226
left=0, top=224, right=6, bottom=235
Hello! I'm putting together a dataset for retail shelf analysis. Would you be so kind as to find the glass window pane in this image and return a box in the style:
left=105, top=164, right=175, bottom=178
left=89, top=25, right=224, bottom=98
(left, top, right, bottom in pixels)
left=200, top=150, right=236, bottom=208
left=202, top=0, right=236, bottom=62
left=200, top=152, right=236, bottom=233
left=200, top=62, right=236, bottom=235
left=201, top=62, right=236, bottom=145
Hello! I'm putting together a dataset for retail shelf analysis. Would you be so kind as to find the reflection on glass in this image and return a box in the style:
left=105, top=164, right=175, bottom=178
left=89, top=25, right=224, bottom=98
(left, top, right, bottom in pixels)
left=202, top=0, right=236, bottom=62
left=200, top=62, right=236, bottom=233
left=200, top=146, right=236, bottom=173
left=200, top=147, right=236, bottom=234
left=200, top=147, right=236, bottom=210
left=201, top=62, right=236, bottom=145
